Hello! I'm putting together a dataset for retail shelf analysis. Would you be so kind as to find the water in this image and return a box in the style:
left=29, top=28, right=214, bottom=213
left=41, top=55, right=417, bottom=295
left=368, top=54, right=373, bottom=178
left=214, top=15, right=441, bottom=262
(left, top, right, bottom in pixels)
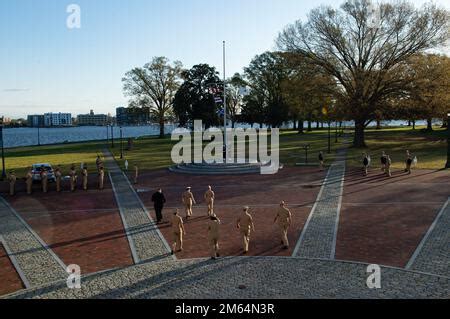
left=2, top=124, right=177, bottom=148
left=1, top=120, right=438, bottom=148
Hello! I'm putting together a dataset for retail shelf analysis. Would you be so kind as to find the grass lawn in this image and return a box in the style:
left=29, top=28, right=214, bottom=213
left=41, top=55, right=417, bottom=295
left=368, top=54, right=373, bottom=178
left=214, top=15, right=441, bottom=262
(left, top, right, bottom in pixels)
left=2, top=125, right=447, bottom=177
left=2, top=141, right=107, bottom=177
left=346, top=125, right=449, bottom=169
left=110, top=129, right=344, bottom=171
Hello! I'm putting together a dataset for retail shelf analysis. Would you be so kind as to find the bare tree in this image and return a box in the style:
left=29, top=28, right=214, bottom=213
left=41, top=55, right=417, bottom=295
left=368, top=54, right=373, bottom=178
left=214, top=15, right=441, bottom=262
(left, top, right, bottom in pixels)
left=123, top=57, right=183, bottom=138
left=277, top=0, right=449, bottom=147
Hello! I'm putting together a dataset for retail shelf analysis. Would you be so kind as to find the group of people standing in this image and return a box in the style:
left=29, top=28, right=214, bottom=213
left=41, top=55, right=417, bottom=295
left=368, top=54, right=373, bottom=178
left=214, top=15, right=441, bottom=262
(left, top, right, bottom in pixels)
left=362, top=150, right=417, bottom=176
left=154, top=185, right=292, bottom=260
left=6, top=156, right=107, bottom=196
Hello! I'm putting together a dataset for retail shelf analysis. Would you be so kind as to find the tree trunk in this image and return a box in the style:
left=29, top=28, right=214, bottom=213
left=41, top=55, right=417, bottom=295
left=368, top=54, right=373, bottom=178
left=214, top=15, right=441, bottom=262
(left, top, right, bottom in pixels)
left=413, top=120, right=416, bottom=130
left=298, top=120, right=304, bottom=134
left=159, top=119, right=165, bottom=138
left=293, top=120, right=297, bottom=130
left=376, top=120, right=381, bottom=130
left=441, top=118, right=447, bottom=128
left=316, top=121, right=320, bottom=129
left=353, top=119, right=366, bottom=148
left=307, top=120, right=312, bottom=132
left=408, top=120, right=411, bottom=127
left=321, top=122, right=324, bottom=129
left=426, top=118, right=433, bottom=131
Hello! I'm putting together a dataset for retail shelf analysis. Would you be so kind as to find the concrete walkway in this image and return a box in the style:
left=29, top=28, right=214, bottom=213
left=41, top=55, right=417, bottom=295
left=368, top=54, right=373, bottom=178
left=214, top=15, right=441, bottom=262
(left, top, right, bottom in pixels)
left=0, top=197, right=66, bottom=288
left=293, top=142, right=348, bottom=259
left=102, top=149, right=172, bottom=264
left=406, top=198, right=450, bottom=277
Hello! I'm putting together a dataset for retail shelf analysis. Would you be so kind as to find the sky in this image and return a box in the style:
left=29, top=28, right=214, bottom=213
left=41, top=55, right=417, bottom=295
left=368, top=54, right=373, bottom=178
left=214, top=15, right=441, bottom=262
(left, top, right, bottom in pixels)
left=0, top=0, right=449, bottom=118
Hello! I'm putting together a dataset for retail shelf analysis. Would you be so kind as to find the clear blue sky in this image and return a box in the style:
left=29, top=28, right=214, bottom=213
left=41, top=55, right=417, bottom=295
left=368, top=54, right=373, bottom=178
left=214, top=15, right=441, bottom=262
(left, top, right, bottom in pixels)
left=1, top=0, right=449, bottom=118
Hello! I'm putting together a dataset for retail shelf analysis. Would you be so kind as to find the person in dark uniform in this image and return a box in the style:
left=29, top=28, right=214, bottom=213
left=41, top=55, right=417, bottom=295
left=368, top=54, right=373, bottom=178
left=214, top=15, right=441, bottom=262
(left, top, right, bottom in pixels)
left=362, top=153, right=370, bottom=176
left=318, top=151, right=324, bottom=171
left=380, top=151, right=387, bottom=172
left=152, top=188, right=166, bottom=224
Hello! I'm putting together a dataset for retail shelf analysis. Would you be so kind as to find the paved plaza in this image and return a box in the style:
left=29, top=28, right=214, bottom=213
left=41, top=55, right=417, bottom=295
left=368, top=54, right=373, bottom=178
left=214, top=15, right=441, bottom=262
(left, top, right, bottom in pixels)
left=0, top=150, right=449, bottom=298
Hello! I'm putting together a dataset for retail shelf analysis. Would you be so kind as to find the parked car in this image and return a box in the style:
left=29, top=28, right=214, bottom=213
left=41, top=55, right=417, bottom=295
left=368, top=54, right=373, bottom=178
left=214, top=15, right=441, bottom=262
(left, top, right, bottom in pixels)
left=31, top=163, right=56, bottom=182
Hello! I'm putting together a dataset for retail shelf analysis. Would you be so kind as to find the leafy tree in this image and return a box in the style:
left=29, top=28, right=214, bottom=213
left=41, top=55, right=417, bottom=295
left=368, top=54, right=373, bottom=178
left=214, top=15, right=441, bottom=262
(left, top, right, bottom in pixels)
left=244, top=52, right=290, bottom=128
left=122, top=57, right=182, bottom=138
left=226, top=73, right=246, bottom=128
left=277, top=0, right=449, bottom=146
left=173, top=64, right=222, bottom=129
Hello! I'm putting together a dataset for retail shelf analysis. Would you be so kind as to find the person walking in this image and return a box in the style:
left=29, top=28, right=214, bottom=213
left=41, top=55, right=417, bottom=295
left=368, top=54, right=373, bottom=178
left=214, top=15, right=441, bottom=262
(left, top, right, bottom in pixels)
left=182, top=187, right=196, bottom=220
left=55, top=166, right=62, bottom=192
left=96, top=155, right=103, bottom=172
left=170, top=209, right=186, bottom=255
left=8, top=171, right=17, bottom=196
left=208, top=215, right=221, bottom=260
left=204, top=185, right=215, bottom=216
left=385, top=155, right=392, bottom=177
left=405, top=150, right=413, bottom=174
left=236, top=206, right=255, bottom=254
left=380, top=151, right=387, bottom=172
left=25, top=167, right=33, bottom=195
left=362, top=153, right=370, bottom=176
left=82, top=166, right=88, bottom=191
left=152, top=188, right=166, bottom=224
left=274, top=201, right=292, bottom=249
left=98, top=167, right=105, bottom=190
left=318, top=151, right=324, bottom=171
left=41, top=167, right=48, bottom=193
left=69, top=165, right=77, bottom=192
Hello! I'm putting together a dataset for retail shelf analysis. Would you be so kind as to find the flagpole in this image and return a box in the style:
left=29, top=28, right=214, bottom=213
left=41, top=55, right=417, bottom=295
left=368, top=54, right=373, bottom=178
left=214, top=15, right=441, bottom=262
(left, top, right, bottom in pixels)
left=223, top=41, right=227, bottom=162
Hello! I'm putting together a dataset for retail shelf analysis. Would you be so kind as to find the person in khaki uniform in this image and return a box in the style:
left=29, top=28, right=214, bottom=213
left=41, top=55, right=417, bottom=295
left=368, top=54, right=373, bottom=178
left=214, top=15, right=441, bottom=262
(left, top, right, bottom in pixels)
left=8, top=171, right=17, bottom=196
left=405, top=150, right=413, bottom=174
left=182, top=187, right=196, bottom=220
left=208, top=215, right=221, bottom=260
left=274, top=201, right=292, bottom=249
left=98, top=167, right=105, bottom=190
left=82, top=166, right=88, bottom=191
left=236, top=206, right=255, bottom=254
left=25, top=168, right=33, bottom=195
left=55, top=166, right=62, bottom=192
left=385, top=155, right=392, bottom=177
left=69, top=165, right=77, bottom=192
left=204, top=185, right=215, bottom=216
left=41, top=167, right=48, bottom=193
left=170, top=209, right=186, bottom=255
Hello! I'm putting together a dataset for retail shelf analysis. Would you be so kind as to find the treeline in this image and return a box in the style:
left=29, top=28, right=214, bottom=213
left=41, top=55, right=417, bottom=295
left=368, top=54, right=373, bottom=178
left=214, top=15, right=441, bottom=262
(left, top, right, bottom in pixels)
left=122, top=0, right=450, bottom=146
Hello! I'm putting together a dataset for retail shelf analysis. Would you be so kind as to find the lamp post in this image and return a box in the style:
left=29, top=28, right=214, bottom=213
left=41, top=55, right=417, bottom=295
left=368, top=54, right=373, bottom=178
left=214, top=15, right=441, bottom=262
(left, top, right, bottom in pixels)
left=335, top=121, right=338, bottom=143
left=0, top=125, right=6, bottom=180
left=111, top=125, right=114, bottom=148
left=446, top=112, right=450, bottom=169
left=37, top=126, right=41, bottom=146
left=106, top=125, right=109, bottom=144
left=223, top=40, right=228, bottom=163
left=120, top=126, right=123, bottom=159
left=328, top=120, right=331, bottom=154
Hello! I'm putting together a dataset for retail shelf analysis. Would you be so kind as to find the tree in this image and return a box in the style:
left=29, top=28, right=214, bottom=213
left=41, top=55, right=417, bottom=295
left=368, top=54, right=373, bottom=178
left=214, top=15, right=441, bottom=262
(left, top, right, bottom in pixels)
left=277, top=0, right=449, bottom=147
left=122, top=57, right=182, bottom=138
left=173, top=64, right=222, bottom=129
left=280, top=52, right=338, bottom=133
left=244, top=52, right=290, bottom=128
left=226, top=73, right=246, bottom=128
left=240, top=90, right=266, bottom=128
left=404, top=54, right=450, bottom=131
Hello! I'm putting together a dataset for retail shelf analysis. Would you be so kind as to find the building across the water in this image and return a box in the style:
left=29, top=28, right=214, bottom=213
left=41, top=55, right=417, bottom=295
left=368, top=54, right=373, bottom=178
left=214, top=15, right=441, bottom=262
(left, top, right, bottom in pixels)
left=77, top=110, right=110, bottom=126
left=43, top=113, right=72, bottom=126
left=27, top=115, right=45, bottom=127
left=116, top=107, right=150, bottom=126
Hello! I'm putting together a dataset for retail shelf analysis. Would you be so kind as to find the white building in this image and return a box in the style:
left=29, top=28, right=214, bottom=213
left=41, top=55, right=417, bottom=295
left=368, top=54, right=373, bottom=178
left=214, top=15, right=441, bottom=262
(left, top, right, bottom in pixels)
left=44, top=113, right=72, bottom=127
